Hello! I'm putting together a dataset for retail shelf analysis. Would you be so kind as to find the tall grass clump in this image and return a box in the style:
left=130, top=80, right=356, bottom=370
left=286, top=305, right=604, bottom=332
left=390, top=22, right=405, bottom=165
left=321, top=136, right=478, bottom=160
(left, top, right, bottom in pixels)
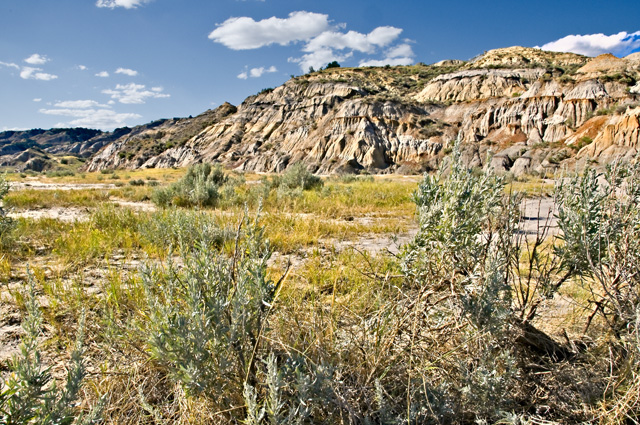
left=139, top=207, right=234, bottom=253
left=151, top=163, right=230, bottom=207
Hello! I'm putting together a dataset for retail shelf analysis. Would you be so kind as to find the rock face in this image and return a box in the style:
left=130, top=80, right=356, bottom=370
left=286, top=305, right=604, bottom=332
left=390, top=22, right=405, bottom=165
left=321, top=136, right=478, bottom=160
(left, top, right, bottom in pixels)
left=78, top=47, right=640, bottom=174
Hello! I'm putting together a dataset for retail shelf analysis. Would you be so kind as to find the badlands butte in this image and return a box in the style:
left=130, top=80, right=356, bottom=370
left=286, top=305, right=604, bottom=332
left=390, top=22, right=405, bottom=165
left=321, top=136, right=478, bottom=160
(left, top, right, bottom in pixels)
left=3, top=46, right=640, bottom=175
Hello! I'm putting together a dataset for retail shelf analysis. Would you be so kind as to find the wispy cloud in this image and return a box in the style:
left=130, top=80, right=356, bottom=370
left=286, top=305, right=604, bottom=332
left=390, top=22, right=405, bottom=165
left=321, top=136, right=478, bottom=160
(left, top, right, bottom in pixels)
left=1, top=58, right=57, bottom=80
left=209, top=11, right=331, bottom=50
left=115, top=67, right=138, bottom=76
left=96, top=0, right=153, bottom=9
left=24, top=54, right=49, bottom=65
left=20, top=67, right=58, bottom=81
left=40, top=99, right=141, bottom=129
left=33, top=98, right=42, bottom=102
left=0, top=61, right=20, bottom=70
left=95, top=71, right=110, bottom=78
left=539, top=31, right=640, bottom=57
left=102, top=83, right=170, bottom=104
left=54, top=100, right=111, bottom=109
left=237, top=65, right=278, bottom=79
left=77, top=65, right=88, bottom=71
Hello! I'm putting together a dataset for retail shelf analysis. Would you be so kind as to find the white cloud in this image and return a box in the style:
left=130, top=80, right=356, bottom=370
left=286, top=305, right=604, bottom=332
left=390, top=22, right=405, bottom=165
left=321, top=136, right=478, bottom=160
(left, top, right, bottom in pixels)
left=54, top=100, right=111, bottom=109
left=96, top=0, right=153, bottom=9
left=102, top=83, right=170, bottom=104
left=77, top=65, right=88, bottom=71
left=0, top=61, right=20, bottom=70
left=209, top=11, right=330, bottom=50
left=95, top=71, right=110, bottom=77
left=210, top=11, right=412, bottom=72
left=386, top=43, right=414, bottom=59
left=539, top=31, right=640, bottom=57
left=304, top=26, right=402, bottom=54
left=289, top=48, right=353, bottom=72
left=41, top=107, right=141, bottom=129
left=33, top=98, right=42, bottom=102
left=359, top=56, right=414, bottom=67
left=24, top=54, right=49, bottom=65
left=359, top=43, right=415, bottom=67
left=19, top=67, right=58, bottom=81
left=115, top=67, right=138, bottom=76
left=238, top=65, right=278, bottom=79
left=250, top=66, right=277, bottom=78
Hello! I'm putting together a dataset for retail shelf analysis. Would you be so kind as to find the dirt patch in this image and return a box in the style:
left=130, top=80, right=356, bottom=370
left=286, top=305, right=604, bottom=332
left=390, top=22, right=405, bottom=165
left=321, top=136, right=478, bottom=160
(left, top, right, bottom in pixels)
left=519, top=197, right=559, bottom=236
left=8, top=207, right=90, bottom=222
left=10, top=182, right=117, bottom=191
left=110, top=199, right=157, bottom=212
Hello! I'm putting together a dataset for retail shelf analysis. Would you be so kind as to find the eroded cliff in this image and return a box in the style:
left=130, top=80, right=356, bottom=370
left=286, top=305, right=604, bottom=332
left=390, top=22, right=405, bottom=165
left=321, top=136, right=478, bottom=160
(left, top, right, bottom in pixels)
left=85, top=47, right=640, bottom=175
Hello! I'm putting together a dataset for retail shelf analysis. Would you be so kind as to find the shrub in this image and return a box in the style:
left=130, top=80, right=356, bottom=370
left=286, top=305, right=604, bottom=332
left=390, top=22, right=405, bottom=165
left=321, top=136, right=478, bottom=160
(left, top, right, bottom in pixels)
left=0, top=175, right=14, bottom=249
left=151, top=163, right=228, bottom=208
left=0, top=271, right=96, bottom=424
left=139, top=214, right=278, bottom=414
left=275, top=163, right=323, bottom=191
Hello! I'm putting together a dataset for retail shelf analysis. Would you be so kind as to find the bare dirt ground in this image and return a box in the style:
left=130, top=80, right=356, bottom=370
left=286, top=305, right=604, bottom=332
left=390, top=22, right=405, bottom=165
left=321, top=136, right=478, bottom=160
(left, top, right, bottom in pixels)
left=10, top=182, right=117, bottom=191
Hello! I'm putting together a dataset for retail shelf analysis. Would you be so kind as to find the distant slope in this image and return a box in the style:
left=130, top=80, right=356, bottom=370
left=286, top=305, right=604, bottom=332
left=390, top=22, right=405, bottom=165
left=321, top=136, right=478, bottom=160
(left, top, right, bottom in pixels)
left=7, top=46, right=640, bottom=176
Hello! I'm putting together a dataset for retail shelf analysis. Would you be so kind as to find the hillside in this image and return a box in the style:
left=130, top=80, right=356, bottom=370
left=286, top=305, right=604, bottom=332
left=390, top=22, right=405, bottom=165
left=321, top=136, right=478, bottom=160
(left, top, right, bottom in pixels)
left=4, top=46, right=640, bottom=176
left=84, top=46, right=640, bottom=175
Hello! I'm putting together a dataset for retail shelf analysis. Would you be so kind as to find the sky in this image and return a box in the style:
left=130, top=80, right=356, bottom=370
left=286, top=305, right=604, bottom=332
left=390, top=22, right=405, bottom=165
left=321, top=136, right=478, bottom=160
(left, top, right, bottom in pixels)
left=1, top=0, right=639, bottom=131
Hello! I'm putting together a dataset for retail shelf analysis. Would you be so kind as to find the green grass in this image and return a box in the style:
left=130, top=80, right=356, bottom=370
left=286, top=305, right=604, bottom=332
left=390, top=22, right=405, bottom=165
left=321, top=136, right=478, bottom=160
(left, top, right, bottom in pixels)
left=5, top=188, right=111, bottom=209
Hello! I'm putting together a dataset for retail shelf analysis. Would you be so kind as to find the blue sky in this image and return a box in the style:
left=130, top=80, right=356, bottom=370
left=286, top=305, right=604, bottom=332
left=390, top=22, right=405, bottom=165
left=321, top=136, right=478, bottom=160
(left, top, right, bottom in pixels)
left=1, top=0, right=639, bottom=131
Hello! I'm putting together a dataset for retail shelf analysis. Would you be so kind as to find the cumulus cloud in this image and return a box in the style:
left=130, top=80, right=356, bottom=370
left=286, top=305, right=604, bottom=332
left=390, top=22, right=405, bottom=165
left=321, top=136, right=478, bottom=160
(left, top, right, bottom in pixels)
left=210, top=11, right=412, bottom=72
left=20, top=67, right=58, bottom=81
left=102, top=83, right=170, bottom=104
left=359, top=43, right=415, bottom=67
left=95, top=71, right=110, bottom=77
left=237, top=65, right=278, bottom=79
left=304, top=26, right=402, bottom=54
left=209, top=11, right=331, bottom=50
left=24, top=54, right=49, bottom=65
left=96, top=0, right=153, bottom=9
left=115, top=67, right=138, bottom=76
left=539, top=31, right=640, bottom=57
left=289, top=49, right=353, bottom=72
left=33, top=98, right=42, bottom=102
left=77, top=65, right=88, bottom=71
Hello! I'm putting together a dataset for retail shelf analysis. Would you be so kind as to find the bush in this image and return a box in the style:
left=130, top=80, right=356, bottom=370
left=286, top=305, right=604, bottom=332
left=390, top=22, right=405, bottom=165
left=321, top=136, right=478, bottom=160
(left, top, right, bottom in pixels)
left=139, top=214, right=277, bottom=412
left=0, top=271, right=96, bottom=424
left=151, top=163, right=228, bottom=208
left=275, top=163, right=323, bottom=191
left=0, top=175, right=14, bottom=249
